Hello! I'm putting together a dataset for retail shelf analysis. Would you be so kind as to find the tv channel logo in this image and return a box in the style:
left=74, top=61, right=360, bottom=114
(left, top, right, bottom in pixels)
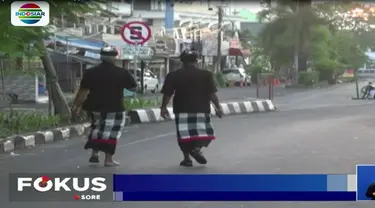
left=11, top=1, right=50, bottom=27
left=9, top=173, right=113, bottom=202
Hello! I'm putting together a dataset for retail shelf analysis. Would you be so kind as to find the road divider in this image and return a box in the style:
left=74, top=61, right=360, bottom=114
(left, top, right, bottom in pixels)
left=128, top=100, right=276, bottom=124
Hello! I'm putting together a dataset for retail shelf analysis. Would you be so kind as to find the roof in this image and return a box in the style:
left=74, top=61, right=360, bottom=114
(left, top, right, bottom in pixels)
left=53, top=35, right=105, bottom=51
left=48, top=50, right=101, bottom=65
left=69, top=54, right=101, bottom=65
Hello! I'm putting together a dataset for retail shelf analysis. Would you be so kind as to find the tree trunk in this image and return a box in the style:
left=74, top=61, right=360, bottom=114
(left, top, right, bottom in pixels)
left=298, top=52, right=308, bottom=72
left=16, top=57, right=23, bottom=70
left=40, top=49, right=70, bottom=118
left=297, top=0, right=311, bottom=72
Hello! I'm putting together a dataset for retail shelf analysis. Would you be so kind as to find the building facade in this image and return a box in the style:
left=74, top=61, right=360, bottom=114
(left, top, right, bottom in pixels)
left=54, top=0, right=248, bottom=44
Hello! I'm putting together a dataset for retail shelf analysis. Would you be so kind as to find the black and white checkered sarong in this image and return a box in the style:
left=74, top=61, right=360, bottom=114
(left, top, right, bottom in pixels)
left=84, top=111, right=126, bottom=155
left=175, top=113, right=215, bottom=142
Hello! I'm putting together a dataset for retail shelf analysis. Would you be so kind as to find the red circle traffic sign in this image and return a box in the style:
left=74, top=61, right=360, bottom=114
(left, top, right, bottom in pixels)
left=120, top=21, right=152, bottom=45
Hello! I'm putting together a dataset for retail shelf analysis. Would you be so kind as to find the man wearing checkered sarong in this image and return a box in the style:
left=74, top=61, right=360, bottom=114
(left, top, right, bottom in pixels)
left=71, top=47, right=137, bottom=167
left=160, top=49, right=224, bottom=167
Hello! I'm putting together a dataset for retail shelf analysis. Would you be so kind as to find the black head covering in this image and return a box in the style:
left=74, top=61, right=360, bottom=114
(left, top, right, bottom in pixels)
left=100, top=46, right=118, bottom=57
left=180, top=48, right=198, bottom=63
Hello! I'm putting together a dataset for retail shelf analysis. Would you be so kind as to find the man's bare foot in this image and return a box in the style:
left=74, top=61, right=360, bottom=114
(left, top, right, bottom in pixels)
left=89, top=151, right=99, bottom=163
left=104, top=161, right=120, bottom=167
left=89, top=156, right=99, bottom=163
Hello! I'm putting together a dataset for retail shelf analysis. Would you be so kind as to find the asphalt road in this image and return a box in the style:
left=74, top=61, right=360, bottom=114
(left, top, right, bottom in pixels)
left=274, top=82, right=361, bottom=110
left=0, top=81, right=366, bottom=111
left=1, top=82, right=375, bottom=207
left=142, top=84, right=309, bottom=102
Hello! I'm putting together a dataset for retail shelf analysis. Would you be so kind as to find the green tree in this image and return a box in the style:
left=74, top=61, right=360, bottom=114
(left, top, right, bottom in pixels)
left=312, top=3, right=373, bottom=72
left=258, top=0, right=323, bottom=74
left=308, top=25, right=342, bottom=83
left=257, top=2, right=325, bottom=80
left=332, top=31, right=368, bottom=69
left=308, top=25, right=368, bottom=84
left=258, top=1, right=373, bottom=84
left=0, top=1, right=115, bottom=118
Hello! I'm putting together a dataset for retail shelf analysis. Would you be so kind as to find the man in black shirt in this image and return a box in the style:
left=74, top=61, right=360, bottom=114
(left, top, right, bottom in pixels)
left=366, top=182, right=375, bottom=200
left=71, top=47, right=137, bottom=167
left=160, top=49, right=223, bottom=167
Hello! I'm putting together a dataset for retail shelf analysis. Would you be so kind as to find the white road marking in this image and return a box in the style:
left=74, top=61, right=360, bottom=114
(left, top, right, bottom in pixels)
left=13, top=131, right=178, bottom=168
left=1, top=129, right=174, bottom=161
left=117, top=132, right=175, bottom=147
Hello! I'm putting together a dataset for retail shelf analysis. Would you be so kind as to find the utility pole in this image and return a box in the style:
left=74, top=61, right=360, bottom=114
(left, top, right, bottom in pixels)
left=61, top=14, right=64, bottom=30
left=231, top=20, right=238, bottom=67
left=293, top=1, right=300, bottom=85
left=192, top=26, right=196, bottom=46
left=216, top=6, right=223, bottom=73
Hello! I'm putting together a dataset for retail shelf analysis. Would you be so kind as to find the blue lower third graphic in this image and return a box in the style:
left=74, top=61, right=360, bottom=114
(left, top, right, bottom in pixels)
left=112, top=174, right=356, bottom=201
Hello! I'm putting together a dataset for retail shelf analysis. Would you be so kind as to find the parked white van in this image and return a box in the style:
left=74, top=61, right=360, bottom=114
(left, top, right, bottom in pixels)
left=357, top=68, right=375, bottom=78
left=129, top=68, right=159, bottom=93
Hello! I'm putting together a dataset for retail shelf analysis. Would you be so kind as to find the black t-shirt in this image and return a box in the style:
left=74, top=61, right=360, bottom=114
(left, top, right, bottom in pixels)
left=80, top=61, right=137, bottom=113
left=161, top=67, right=217, bottom=114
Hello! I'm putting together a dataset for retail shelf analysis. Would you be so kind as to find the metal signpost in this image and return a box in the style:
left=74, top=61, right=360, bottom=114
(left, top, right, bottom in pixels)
left=257, top=73, right=275, bottom=100
left=120, top=21, right=152, bottom=91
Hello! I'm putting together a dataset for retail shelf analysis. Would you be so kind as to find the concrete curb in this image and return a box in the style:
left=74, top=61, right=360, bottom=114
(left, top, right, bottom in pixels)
left=0, top=117, right=130, bottom=153
left=128, top=100, right=276, bottom=124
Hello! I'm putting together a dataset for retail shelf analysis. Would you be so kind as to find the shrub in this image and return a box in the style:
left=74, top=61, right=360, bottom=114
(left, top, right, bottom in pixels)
left=246, top=65, right=264, bottom=84
left=0, top=98, right=161, bottom=137
left=214, top=72, right=227, bottom=88
left=124, top=98, right=161, bottom=111
left=0, top=111, right=60, bottom=137
left=314, top=60, right=344, bottom=85
left=298, top=71, right=320, bottom=86
left=68, top=97, right=161, bottom=113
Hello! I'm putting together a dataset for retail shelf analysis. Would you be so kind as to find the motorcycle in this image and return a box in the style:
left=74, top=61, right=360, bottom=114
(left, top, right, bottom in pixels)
left=361, top=85, right=375, bottom=99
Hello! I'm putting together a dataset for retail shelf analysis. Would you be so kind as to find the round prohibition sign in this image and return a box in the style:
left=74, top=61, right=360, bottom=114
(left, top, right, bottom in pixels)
left=120, top=21, right=152, bottom=45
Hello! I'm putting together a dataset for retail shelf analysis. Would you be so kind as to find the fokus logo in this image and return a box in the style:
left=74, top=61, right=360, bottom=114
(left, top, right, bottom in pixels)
left=17, top=176, right=107, bottom=192
left=10, top=173, right=114, bottom=202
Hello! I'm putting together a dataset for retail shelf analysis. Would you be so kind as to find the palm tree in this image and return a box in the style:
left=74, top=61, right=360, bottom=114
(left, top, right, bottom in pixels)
left=258, top=0, right=323, bottom=74
left=0, top=1, right=116, bottom=118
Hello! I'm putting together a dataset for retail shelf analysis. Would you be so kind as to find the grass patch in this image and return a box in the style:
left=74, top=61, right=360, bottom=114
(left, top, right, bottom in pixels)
left=0, top=97, right=161, bottom=138
left=124, top=97, right=161, bottom=111
left=0, top=111, right=60, bottom=138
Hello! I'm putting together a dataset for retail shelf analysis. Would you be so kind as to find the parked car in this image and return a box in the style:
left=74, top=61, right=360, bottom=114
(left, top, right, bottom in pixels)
left=129, top=68, right=159, bottom=93
left=357, top=68, right=375, bottom=79
left=222, top=68, right=251, bottom=86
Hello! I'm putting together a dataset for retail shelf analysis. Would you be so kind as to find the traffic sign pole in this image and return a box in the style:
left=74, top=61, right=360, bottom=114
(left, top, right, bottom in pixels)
left=120, top=21, right=152, bottom=96
left=120, top=21, right=152, bottom=45
left=133, top=43, right=139, bottom=95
